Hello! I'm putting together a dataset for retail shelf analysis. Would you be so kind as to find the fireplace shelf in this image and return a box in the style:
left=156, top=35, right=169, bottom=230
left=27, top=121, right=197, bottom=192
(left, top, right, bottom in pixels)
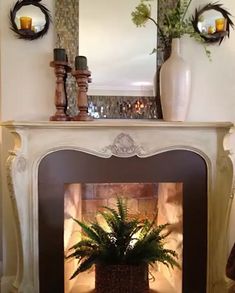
left=0, top=120, right=234, bottom=293
left=1, top=119, right=233, bottom=128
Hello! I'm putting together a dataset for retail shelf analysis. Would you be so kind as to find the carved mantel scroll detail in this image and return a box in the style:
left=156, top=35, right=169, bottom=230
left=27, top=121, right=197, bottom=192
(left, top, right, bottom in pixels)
left=5, top=152, right=24, bottom=291
left=103, top=133, right=144, bottom=157
left=6, top=153, right=16, bottom=200
left=16, top=156, right=27, bottom=173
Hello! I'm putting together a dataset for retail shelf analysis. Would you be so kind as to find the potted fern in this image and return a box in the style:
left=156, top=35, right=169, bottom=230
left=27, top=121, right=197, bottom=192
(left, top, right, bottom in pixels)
left=66, top=197, right=178, bottom=293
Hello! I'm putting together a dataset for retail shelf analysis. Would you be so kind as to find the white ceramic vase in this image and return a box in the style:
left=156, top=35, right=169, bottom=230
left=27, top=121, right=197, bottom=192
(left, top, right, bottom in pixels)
left=160, top=38, right=191, bottom=121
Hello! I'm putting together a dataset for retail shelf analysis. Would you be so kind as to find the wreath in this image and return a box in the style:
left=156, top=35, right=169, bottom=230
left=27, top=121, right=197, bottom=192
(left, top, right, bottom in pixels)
left=10, top=0, right=52, bottom=40
left=192, top=2, right=234, bottom=44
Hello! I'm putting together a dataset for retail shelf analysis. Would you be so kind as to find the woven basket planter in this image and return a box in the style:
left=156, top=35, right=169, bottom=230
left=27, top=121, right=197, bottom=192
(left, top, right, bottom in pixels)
left=95, top=264, right=149, bottom=293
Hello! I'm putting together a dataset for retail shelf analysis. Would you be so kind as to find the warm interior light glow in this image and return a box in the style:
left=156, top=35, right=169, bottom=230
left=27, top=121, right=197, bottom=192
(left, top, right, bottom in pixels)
left=64, top=182, right=183, bottom=293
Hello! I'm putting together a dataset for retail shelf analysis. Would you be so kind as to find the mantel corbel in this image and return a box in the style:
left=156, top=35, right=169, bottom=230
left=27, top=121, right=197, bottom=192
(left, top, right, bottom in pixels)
left=4, top=129, right=33, bottom=292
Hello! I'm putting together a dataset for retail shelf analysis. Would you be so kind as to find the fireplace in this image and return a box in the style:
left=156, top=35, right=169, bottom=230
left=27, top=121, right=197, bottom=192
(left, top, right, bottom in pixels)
left=38, top=150, right=207, bottom=293
left=0, top=120, right=234, bottom=293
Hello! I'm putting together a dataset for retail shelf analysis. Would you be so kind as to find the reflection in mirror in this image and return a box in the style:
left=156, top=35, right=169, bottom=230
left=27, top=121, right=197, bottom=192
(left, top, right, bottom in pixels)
left=10, top=0, right=51, bottom=40
left=192, top=3, right=234, bottom=44
left=79, top=0, right=157, bottom=97
left=198, top=10, right=226, bottom=35
left=16, top=5, right=46, bottom=33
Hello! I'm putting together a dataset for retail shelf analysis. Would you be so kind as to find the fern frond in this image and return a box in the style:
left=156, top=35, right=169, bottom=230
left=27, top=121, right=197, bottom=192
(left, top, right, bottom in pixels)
left=98, top=210, right=120, bottom=232
left=116, top=197, right=128, bottom=220
left=90, top=222, right=112, bottom=246
left=73, top=218, right=101, bottom=244
left=68, top=239, right=97, bottom=251
left=102, top=206, right=120, bottom=222
left=66, top=246, right=94, bottom=260
left=70, top=254, right=97, bottom=279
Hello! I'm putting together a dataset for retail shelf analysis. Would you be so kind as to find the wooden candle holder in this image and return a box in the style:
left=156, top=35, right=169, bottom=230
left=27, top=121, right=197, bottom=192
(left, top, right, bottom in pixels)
left=50, top=61, right=71, bottom=121
left=72, top=69, right=93, bottom=121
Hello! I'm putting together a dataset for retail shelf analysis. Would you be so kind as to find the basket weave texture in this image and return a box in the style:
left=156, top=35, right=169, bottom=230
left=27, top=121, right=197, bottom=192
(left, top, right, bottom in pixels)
left=95, top=264, right=149, bottom=293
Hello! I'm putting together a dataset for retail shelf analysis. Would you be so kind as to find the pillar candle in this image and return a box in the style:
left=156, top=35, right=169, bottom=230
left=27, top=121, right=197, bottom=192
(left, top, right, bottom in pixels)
left=215, top=18, right=226, bottom=32
left=20, top=16, right=32, bottom=30
left=75, top=56, right=87, bottom=70
left=53, top=48, right=67, bottom=62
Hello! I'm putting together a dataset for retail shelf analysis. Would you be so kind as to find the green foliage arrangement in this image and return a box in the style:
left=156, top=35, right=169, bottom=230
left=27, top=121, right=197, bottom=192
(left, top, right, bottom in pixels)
left=66, top=197, right=178, bottom=279
left=131, top=0, right=211, bottom=58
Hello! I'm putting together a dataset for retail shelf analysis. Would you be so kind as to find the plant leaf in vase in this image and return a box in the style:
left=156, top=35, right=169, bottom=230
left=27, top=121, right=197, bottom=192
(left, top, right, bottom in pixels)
left=66, top=197, right=179, bottom=285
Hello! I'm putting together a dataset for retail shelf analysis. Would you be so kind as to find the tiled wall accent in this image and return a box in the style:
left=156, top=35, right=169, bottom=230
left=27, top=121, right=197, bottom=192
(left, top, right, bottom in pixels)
left=81, top=183, right=158, bottom=222
left=55, top=0, right=79, bottom=116
left=88, top=95, right=161, bottom=119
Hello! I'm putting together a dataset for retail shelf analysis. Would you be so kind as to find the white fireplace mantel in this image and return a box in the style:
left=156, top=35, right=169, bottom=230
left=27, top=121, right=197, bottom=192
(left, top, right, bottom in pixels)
left=0, top=120, right=235, bottom=293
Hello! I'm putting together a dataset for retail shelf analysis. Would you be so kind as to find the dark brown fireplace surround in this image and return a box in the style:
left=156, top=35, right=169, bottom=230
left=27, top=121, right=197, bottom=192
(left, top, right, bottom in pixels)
left=38, top=149, right=207, bottom=293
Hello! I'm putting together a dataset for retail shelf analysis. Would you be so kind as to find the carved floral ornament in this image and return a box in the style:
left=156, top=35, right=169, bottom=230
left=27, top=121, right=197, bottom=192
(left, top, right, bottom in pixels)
left=104, top=133, right=144, bottom=157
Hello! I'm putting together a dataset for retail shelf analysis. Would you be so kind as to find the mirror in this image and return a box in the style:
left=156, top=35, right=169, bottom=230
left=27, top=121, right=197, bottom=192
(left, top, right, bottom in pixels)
left=10, top=0, right=51, bottom=40
left=192, top=3, right=234, bottom=44
left=79, top=0, right=158, bottom=97
left=54, top=0, right=177, bottom=119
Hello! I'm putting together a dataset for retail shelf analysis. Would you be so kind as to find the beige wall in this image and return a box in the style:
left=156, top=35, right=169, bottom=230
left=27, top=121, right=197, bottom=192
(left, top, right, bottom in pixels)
left=0, top=0, right=235, bottom=280
left=0, top=0, right=54, bottom=121
left=183, top=0, right=235, bottom=250
left=0, top=0, right=54, bottom=280
left=183, top=0, right=235, bottom=122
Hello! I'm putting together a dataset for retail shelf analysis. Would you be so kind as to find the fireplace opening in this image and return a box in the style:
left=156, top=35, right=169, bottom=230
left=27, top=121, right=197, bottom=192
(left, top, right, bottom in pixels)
left=38, top=150, right=207, bottom=293
left=64, top=182, right=183, bottom=293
